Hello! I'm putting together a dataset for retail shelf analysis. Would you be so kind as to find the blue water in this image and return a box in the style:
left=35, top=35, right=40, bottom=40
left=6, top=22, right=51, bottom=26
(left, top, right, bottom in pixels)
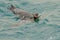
left=0, top=0, right=60, bottom=40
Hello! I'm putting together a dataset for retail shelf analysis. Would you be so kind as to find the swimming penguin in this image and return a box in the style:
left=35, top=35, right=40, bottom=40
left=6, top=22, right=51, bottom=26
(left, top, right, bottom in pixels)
left=9, top=5, right=33, bottom=20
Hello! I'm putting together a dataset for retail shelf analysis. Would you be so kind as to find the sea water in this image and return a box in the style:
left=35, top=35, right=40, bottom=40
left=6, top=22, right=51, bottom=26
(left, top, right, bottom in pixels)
left=0, top=0, right=60, bottom=40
